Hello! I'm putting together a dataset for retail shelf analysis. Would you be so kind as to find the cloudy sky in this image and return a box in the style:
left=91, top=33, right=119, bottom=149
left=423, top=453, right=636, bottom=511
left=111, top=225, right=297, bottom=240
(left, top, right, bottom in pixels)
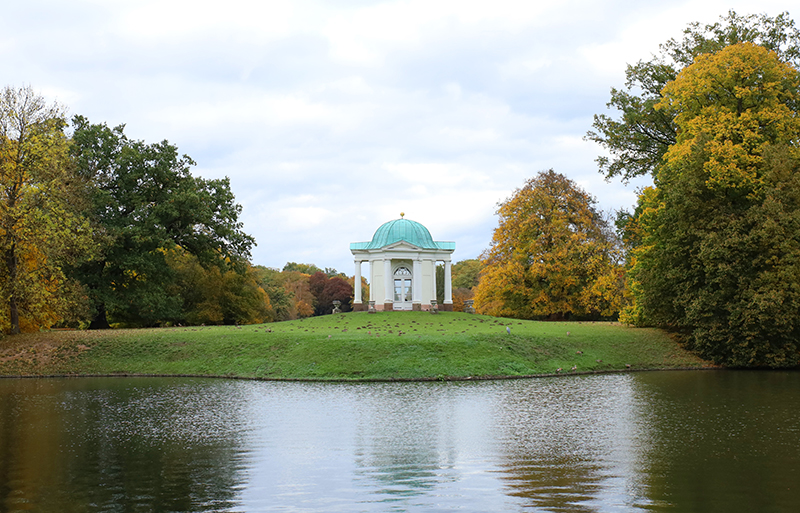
left=3, top=0, right=791, bottom=274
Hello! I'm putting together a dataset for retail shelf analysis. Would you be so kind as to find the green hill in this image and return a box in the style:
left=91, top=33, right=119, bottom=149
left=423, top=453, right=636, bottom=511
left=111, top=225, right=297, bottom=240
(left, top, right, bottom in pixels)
left=0, top=312, right=710, bottom=380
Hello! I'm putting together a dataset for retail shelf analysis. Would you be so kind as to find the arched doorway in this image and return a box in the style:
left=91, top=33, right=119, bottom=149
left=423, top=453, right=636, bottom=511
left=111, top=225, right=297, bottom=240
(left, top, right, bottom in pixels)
left=393, top=266, right=413, bottom=310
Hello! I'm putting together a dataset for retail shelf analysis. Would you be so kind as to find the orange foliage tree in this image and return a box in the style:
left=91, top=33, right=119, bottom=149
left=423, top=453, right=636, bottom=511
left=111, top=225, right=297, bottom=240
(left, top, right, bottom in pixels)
left=475, top=170, right=623, bottom=320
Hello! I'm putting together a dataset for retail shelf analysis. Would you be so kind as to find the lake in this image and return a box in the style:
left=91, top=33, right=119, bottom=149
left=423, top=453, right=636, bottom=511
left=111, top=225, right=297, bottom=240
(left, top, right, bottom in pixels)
left=0, top=371, right=798, bottom=512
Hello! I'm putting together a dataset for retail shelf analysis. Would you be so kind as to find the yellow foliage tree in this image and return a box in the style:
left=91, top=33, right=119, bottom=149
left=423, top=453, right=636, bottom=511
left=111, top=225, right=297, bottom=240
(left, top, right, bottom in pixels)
left=0, top=86, right=91, bottom=334
left=475, top=170, right=623, bottom=319
left=656, top=42, right=800, bottom=193
left=166, top=247, right=273, bottom=326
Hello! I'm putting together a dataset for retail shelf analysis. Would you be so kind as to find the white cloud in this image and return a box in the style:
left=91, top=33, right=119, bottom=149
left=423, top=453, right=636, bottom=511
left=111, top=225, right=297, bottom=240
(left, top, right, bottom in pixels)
left=2, top=0, right=791, bottom=274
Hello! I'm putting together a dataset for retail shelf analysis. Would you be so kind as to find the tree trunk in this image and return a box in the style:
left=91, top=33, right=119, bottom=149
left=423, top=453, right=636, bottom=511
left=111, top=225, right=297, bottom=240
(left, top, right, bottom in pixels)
left=6, top=246, right=20, bottom=334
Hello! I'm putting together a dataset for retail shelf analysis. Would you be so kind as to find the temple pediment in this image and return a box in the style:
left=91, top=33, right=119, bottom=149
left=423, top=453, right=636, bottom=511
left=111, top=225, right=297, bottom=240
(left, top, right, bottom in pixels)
left=384, top=241, right=420, bottom=251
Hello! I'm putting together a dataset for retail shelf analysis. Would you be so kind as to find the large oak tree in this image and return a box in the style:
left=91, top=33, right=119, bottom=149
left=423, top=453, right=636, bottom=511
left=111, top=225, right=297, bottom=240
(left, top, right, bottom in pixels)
left=69, top=116, right=255, bottom=329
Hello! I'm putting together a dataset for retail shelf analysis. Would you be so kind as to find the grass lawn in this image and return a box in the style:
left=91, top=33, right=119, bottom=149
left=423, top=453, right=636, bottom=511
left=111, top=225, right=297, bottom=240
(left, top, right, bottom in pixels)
left=0, top=312, right=710, bottom=380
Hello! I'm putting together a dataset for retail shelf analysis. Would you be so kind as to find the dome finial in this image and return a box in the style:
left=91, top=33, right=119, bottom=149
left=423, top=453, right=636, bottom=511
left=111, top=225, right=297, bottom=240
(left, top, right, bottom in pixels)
left=400, top=212, right=405, bottom=218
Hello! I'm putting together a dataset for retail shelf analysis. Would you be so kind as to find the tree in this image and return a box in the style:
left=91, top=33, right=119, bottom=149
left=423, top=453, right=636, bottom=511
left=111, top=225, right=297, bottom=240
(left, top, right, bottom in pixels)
left=69, top=116, right=255, bottom=328
left=0, top=86, right=92, bottom=334
left=586, top=11, right=800, bottom=182
left=629, top=43, right=800, bottom=367
left=475, top=170, right=623, bottom=320
left=308, top=271, right=354, bottom=315
left=253, top=266, right=295, bottom=321
left=282, top=262, right=322, bottom=275
left=167, top=248, right=273, bottom=325
left=452, top=259, right=482, bottom=289
left=278, top=270, right=315, bottom=319
left=317, top=276, right=353, bottom=315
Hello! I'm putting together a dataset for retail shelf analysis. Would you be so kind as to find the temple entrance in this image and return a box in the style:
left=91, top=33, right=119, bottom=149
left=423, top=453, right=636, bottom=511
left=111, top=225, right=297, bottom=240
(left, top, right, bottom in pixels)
left=393, top=267, right=413, bottom=310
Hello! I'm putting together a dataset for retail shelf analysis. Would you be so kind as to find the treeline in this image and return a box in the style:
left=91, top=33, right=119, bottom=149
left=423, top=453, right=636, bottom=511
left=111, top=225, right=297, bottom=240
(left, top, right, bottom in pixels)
left=474, top=11, right=800, bottom=367
left=0, top=88, right=364, bottom=333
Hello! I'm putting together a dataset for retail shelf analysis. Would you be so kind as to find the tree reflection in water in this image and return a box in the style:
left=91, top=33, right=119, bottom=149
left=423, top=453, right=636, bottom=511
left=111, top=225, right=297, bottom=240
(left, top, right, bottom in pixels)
left=0, top=378, right=249, bottom=512
left=491, top=375, right=653, bottom=511
left=1, top=372, right=799, bottom=512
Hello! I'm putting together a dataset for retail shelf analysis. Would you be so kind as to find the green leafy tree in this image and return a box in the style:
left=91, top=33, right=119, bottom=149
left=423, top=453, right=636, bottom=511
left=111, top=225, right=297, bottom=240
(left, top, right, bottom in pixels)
left=630, top=43, right=800, bottom=367
left=0, top=86, right=92, bottom=334
left=586, top=10, right=800, bottom=183
left=475, top=170, right=623, bottom=320
left=253, top=266, right=295, bottom=321
left=282, top=262, right=322, bottom=275
left=69, top=116, right=254, bottom=328
left=452, top=259, right=482, bottom=289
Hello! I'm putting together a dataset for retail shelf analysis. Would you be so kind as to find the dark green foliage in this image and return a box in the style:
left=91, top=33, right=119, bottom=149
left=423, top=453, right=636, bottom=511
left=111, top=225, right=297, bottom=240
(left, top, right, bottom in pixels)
left=452, top=259, right=482, bottom=289
left=252, top=266, right=295, bottom=321
left=635, top=147, right=800, bottom=367
left=69, top=116, right=255, bottom=328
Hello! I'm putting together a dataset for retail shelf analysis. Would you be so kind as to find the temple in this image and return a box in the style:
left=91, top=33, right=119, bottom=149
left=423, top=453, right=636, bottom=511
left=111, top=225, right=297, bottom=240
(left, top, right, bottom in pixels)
left=350, top=214, right=455, bottom=311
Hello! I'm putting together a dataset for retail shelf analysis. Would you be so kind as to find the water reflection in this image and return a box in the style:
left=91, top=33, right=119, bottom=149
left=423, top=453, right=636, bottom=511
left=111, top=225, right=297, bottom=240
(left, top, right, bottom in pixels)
left=0, top=378, right=249, bottom=512
left=634, top=371, right=800, bottom=512
left=0, top=372, right=798, bottom=512
left=492, top=376, right=654, bottom=511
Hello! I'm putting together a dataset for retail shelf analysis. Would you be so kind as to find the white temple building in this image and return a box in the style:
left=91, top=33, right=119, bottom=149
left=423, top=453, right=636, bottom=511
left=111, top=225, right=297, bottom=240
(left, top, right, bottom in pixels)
left=350, top=214, right=455, bottom=311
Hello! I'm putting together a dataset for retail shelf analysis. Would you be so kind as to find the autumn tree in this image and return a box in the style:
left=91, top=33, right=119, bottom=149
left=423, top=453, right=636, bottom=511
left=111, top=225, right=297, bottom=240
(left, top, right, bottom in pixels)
left=69, top=116, right=254, bottom=328
left=253, top=266, right=295, bottom=321
left=308, top=271, right=353, bottom=315
left=317, top=276, right=353, bottom=315
left=586, top=10, right=800, bottom=182
left=167, top=248, right=272, bottom=325
left=628, top=43, right=800, bottom=367
left=278, top=270, right=315, bottom=319
left=0, top=86, right=92, bottom=334
left=475, top=170, right=623, bottom=320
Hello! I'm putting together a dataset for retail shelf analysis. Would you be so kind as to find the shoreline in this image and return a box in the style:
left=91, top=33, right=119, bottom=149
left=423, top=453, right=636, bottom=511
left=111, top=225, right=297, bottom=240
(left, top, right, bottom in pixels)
left=0, top=365, right=723, bottom=383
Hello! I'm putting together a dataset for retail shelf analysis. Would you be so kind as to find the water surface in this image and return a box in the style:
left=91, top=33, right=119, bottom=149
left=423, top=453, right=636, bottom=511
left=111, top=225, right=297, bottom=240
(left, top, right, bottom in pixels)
left=0, top=371, right=798, bottom=512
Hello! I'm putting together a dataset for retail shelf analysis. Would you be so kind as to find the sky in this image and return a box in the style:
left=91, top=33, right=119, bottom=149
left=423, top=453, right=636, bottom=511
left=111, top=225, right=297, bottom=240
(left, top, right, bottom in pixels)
left=3, top=0, right=792, bottom=275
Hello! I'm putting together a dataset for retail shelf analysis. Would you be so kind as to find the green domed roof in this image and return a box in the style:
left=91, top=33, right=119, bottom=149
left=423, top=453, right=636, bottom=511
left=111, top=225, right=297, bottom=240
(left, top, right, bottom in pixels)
left=350, top=217, right=455, bottom=251
left=371, top=218, right=436, bottom=249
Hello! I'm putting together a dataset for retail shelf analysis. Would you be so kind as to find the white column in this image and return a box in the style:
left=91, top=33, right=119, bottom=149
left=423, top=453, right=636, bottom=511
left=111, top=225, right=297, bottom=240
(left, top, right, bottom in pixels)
left=444, top=259, right=453, bottom=305
left=353, top=260, right=362, bottom=305
left=384, top=258, right=393, bottom=304
left=412, top=258, right=422, bottom=305
left=369, top=260, right=375, bottom=301
left=432, top=261, right=438, bottom=303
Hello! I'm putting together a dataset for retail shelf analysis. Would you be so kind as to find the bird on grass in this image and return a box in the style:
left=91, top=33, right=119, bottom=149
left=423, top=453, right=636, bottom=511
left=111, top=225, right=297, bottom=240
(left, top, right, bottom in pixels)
left=571, top=365, right=577, bottom=372
left=506, top=326, right=511, bottom=334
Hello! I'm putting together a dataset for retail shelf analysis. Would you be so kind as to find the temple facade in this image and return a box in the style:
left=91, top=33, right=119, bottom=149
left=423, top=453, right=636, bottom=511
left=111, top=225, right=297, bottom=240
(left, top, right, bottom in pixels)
left=350, top=215, right=455, bottom=311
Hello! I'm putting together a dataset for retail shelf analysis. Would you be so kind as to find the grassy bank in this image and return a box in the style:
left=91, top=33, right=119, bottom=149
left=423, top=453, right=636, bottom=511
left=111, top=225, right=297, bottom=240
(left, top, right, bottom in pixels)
left=0, top=312, right=710, bottom=380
